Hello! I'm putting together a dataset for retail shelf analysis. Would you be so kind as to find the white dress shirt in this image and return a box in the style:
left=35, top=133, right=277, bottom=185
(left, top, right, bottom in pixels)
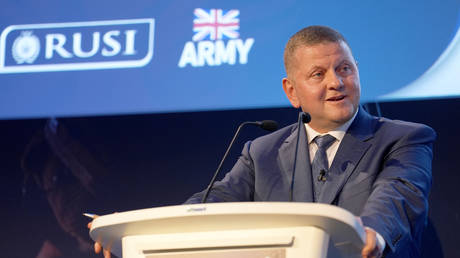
left=305, top=110, right=358, bottom=167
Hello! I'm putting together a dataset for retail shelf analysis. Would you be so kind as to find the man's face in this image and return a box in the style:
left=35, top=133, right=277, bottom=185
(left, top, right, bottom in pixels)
left=282, top=41, right=361, bottom=133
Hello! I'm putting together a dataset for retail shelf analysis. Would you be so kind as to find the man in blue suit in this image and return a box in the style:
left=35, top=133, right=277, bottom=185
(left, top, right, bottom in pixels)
left=185, top=26, right=436, bottom=258
left=92, top=26, right=435, bottom=258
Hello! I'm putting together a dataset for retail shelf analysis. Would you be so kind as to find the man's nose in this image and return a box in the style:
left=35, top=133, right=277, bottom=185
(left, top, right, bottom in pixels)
left=327, top=72, right=343, bottom=90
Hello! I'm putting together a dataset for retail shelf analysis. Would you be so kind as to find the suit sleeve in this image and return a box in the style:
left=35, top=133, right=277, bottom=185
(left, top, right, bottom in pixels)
left=184, top=141, right=256, bottom=204
left=360, top=124, right=436, bottom=256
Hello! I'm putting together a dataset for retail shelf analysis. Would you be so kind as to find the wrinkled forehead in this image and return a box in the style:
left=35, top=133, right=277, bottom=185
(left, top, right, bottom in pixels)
left=287, top=41, right=355, bottom=73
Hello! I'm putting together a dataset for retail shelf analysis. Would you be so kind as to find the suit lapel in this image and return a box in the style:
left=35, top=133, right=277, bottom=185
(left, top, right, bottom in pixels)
left=278, top=123, right=314, bottom=202
left=318, top=109, right=374, bottom=204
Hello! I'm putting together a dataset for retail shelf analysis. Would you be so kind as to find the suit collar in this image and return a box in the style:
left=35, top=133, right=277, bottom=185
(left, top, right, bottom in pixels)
left=279, top=108, right=376, bottom=203
left=317, top=108, right=375, bottom=203
left=278, top=123, right=314, bottom=202
left=305, top=108, right=359, bottom=144
left=345, top=107, right=375, bottom=141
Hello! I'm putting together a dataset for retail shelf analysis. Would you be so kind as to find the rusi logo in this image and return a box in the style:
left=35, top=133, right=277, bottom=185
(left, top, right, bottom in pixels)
left=178, top=8, right=254, bottom=68
left=0, top=18, right=154, bottom=73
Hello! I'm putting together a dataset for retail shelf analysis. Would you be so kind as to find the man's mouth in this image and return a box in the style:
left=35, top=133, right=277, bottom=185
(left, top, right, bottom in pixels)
left=326, top=95, right=346, bottom=101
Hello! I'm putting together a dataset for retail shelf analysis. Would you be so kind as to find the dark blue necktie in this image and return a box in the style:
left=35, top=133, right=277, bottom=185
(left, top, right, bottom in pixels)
left=311, top=134, right=336, bottom=202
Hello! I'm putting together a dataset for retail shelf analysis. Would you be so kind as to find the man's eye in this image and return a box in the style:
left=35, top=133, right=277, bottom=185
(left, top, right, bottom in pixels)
left=339, top=65, right=352, bottom=73
left=312, top=72, right=323, bottom=77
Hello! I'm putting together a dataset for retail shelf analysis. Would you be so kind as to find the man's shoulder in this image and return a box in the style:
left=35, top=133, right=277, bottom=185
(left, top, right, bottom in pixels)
left=377, top=116, right=434, bottom=134
left=245, top=123, right=297, bottom=153
left=361, top=111, right=436, bottom=141
left=255, top=123, right=296, bottom=142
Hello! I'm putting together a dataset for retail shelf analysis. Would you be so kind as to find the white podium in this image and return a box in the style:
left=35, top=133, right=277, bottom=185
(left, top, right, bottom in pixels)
left=89, top=202, right=365, bottom=258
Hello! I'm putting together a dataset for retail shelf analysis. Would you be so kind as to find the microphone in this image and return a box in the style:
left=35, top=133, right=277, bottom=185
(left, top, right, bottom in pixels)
left=255, top=120, right=278, bottom=132
left=301, top=112, right=311, bottom=123
left=201, top=119, right=279, bottom=203
left=318, top=169, right=327, bottom=182
left=289, top=111, right=311, bottom=201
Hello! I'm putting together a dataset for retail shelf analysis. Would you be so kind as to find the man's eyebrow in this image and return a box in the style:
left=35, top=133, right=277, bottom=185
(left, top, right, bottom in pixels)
left=338, top=59, right=354, bottom=65
left=332, top=60, right=352, bottom=69
left=308, top=65, right=325, bottom=71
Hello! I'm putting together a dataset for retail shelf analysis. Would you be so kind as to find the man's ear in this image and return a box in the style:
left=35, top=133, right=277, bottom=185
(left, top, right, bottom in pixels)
left=282, top=77, right=300, bottom=108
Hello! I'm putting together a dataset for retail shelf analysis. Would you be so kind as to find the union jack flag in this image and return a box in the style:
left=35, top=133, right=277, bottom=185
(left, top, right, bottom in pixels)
left=192, top=8, right=240, bottom=41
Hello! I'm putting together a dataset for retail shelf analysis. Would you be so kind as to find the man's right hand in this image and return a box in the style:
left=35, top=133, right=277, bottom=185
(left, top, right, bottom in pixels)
left=87, top=219, right=111, bottom=258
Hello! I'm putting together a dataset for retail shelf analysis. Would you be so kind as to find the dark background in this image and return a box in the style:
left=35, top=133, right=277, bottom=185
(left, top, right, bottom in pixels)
left=1, top=98, right=458, bottom=257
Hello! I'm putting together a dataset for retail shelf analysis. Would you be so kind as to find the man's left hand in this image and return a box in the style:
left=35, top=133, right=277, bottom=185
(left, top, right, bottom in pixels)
left=361, top=227, right=383, bottom=258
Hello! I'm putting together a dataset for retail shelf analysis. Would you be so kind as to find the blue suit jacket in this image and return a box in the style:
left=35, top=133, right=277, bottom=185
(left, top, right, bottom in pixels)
left=186, top=108, right=436, bottom=257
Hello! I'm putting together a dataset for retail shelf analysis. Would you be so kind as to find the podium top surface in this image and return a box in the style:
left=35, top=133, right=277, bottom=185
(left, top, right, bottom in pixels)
left=90, top=202, right=366, bottom=256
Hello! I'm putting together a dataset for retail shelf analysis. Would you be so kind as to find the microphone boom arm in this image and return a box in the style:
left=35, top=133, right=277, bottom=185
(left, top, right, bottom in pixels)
left=201, top=121, right=278, bottom=203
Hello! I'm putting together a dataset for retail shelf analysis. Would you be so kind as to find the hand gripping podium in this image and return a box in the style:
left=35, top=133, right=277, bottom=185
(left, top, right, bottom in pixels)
left=89, top=202, right=365, bottom=258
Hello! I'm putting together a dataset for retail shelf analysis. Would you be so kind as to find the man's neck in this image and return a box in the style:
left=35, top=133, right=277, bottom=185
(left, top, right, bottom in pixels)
left=306, top=109, right=359, bottom=136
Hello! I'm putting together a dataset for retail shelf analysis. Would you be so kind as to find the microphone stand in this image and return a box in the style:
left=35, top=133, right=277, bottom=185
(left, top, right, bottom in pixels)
left=201, top=120, right=277, bottom=203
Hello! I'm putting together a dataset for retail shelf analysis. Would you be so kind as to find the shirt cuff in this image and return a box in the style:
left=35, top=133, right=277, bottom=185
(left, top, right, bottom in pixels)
left=365, top=226, right=386, bottom=252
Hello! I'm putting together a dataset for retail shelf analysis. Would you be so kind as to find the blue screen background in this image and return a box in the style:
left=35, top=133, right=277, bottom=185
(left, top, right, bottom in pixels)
left=0, top=0, right=459, bottom=119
